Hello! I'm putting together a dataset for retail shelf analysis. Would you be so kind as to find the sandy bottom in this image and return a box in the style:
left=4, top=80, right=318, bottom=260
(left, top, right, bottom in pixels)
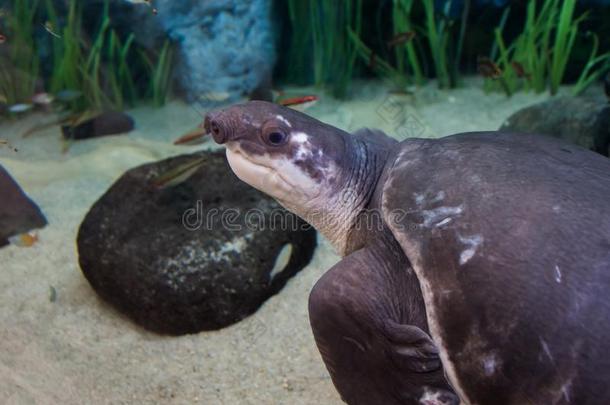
left=0, top=79, right=550, bottom=404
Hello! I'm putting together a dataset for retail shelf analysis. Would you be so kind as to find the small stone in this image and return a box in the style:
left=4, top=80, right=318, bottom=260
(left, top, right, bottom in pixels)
left=77, top=151, right=316, bottom=335
left=500, top=93, right=610, bottom=157
left=61, top=111, right=134, bottom=140
left=0, top=165, right=47, bottom=248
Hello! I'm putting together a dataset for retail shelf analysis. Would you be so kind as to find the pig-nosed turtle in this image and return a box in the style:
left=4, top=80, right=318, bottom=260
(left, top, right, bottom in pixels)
left=204, top=100, right=610, bottom=405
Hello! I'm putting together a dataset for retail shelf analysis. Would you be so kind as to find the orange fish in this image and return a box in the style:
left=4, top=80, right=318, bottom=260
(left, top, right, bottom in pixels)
left=510, top=61, right=531, bottom=79
left=477, top=57, right=502, bottom=79
left=387, top=31, right=416, bottom=47
left=0, top=139, right=18, bottom=152
left=173, top=127, right=208, bottom=145
left=9, top=231, right=38, bottom=247
left=278, top=95, right=318, bottom=110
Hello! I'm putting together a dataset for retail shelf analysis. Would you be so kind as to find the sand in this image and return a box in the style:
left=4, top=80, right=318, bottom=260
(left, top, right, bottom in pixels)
left=0, top=79, right=550, bottom=404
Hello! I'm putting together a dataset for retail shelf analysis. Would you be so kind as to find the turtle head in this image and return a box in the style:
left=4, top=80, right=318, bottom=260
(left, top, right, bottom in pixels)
left=204, top=100, right=390, bottom=255
left=204, top=100, right=350, bottom=211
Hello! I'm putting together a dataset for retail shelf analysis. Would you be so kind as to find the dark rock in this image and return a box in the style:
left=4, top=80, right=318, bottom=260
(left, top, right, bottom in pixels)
left=500, top=94, right=610, bottom=157
left=77, top=151, right=316, bottom=335
left=61, top=111, right=134, bottom=140
left=0, top=165, right=47, bottom=248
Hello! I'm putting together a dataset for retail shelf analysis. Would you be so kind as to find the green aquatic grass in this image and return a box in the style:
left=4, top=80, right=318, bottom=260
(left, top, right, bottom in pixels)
left=141, top=40, right=174, bottom=107
left=572, top=33, right=610, bottom=95
left=490, top=0, right=604, bottom=96
left=285, top=0, right=312, bottom=85
left=422, top=0, right=452, bottom=89
left=48, top=0, right=155, bottom=111
left=1, top=0, right=173, bottom=114
left=286, top=0, right=362, bottom=98
left=549, top=0, right=579, bottom=94
left=392, top=0, right=424, bottom=86
left=347, top=27, right=408, bottom=90
left=0, top=0, right=40, bottom=105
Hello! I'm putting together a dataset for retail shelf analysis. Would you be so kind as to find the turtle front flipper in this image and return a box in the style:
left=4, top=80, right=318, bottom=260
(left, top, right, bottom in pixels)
left=308, top=238, right=458, bottom=405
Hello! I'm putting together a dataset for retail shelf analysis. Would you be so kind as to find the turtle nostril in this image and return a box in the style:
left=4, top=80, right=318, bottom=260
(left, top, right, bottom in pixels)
left=203, top=115, right=227, bottom=144
left=210, top=121, right=220, bottom=136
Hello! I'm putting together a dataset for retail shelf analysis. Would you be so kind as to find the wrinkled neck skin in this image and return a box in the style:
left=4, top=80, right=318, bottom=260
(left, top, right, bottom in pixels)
left=279, top=135, right=389, bottom=257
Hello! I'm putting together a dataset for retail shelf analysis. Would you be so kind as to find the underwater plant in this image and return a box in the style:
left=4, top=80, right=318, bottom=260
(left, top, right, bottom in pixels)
left=0, top=0, right=174, bottom=116
left=350, top=0, right=469, bottom=90
left=421, top=0, right=452, bottom=89
left=391, top=0, right=424, bottom=86
left=489, top=0, right=609, bottom=96
left=48, top=0, right=136, bottom=112
left=572, top=32, right=610, bottom=95
left=347, top=27, right=408, bottom=90
left=140, top=40, right=174, bottom=107
left=285, top=0, right=362, bottom=98
left=0, top=0, right=40, bottom=106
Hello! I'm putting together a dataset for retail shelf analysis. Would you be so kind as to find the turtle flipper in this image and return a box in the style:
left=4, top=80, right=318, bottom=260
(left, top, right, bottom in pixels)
left=383, top=319, right=442, bottom=374
left=308, top=238, right=457, bottom=405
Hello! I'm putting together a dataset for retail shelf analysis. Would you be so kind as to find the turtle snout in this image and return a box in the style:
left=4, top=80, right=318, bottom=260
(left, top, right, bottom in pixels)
left=203, top=112, right=228, bottom=144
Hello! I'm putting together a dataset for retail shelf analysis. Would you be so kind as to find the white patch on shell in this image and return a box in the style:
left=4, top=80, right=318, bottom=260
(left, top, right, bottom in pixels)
left=419, top=388, right=449, bottom=404
left=540, top=338, right=554, bottom=363
left=275, top=114, right=291, bottom=127
left=422, top=205, right=463, bottom=228
left=555, top=265, right=562, bottom=283
left=458, top=234, right=483, bottom=265
left=414, top=191, right=445, bottom=207
left=482, top=353, right=501, bottom=377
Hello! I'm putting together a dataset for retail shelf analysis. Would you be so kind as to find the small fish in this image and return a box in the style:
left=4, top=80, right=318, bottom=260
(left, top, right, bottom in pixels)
left=125, top=0, right=151, bottom=4
left=0, top=34, right=6, bottom=44
left=173, top=127, right=208, bottom=145
left=278, top=95, right=318, bottom=111
left=510, top=61, right=530, bottom=79
left=32, top=92, right=54, bottom=105
left=43, top=21, right=61, bottom=38
left=55, top=89, right=82, bottom=102
left=8, top=231, right=38, bottom=247
left=150, top=157, right=206, bottom=189
left=368, top=51, right=377, bottom=70
left=0, top=94, right=6, bottom=104
left=387, top=31, right=416, bottom=47
left=9, top=103, right=32, bottom=113
left=152, top=8, right=158, bottom=14
left=477, top=56, right=502, bottom=79
left=0, top=139, right=18, bottom=152
left=49, top=286, right=57, bottom=302
left=604, top=73, right=610, bottom=103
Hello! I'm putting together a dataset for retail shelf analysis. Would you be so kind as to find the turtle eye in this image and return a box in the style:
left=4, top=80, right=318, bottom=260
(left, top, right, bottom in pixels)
left=263, top=129, right=288, bottom=146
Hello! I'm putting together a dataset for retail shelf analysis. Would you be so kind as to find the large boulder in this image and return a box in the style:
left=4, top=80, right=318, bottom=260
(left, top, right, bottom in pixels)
left=84, top=0, right=276, bottom=102
left=500, top=94, right=610, bottom=157
left=0, top=165, right=47, bottom=248
left=77, top=151, right=317, bottom=335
